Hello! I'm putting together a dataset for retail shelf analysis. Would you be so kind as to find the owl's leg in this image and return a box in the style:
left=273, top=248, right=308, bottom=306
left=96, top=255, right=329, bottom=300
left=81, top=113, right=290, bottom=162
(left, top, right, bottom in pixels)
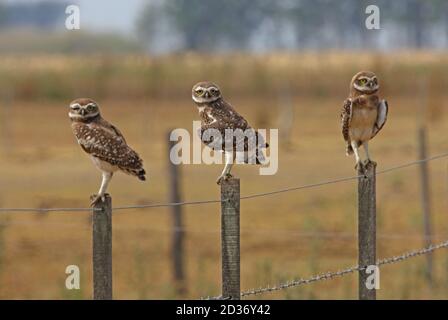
left=351, top=141, right=362, bottom=170
left=90, top=171, right=113, bottom=206
left=363, top=142, right=372, bottom=164
left=363, top=141, right=370, bottom=160
left=363, top=142, right=377, bottom=167
left=216, top=151, right=234, bottom=185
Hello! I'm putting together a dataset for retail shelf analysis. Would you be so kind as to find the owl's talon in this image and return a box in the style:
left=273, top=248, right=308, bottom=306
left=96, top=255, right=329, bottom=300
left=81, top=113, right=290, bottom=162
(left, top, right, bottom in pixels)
left=90, top=193, right=110, bottom=206
left=90, top=194, right=102, bottom=206
left=216, top=174, right=233, bottom=185
left=363, top=159, right=376, bottom=167
left=355, top=162, right=364, bottom=174
left=90, top=195, right=99, bottom=206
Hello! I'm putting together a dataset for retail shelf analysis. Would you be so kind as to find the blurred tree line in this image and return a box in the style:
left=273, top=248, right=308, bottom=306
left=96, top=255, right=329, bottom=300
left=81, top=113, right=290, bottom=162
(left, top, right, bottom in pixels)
left=0, top=1, right=142, bottom=54
left=137, top=0, right=448, bottom=53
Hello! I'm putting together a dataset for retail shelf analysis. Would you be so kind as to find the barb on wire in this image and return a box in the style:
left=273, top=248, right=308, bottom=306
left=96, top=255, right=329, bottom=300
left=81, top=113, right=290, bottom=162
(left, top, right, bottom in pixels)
left=0, top=152, right=447, bottom=213
left=232, top=239, right=448, bottom=298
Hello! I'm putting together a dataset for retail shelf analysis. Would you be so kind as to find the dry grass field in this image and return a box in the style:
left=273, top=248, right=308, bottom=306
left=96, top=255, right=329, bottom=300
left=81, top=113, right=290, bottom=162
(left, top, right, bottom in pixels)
left=0, top=53, right=448, bottom=299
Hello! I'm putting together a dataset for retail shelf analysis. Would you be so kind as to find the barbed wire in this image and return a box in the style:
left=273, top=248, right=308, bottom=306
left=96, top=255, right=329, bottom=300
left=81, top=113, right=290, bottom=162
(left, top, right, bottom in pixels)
left=218, top=239, right=448, bottom=299
left=0, top=151, right=447, bottom=213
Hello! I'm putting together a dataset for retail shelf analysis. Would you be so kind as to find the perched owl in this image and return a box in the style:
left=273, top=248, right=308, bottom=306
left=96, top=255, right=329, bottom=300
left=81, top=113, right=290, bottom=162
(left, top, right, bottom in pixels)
left=192, top=82, right=268, bottom=184
left=69, top=98, right=146, bottom=205
left=340, top=71, right=388, bottom=170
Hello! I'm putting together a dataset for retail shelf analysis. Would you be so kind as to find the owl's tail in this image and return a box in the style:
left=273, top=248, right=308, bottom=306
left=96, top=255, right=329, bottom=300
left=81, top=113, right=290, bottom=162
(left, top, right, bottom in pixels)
left=122, top=167, right=146, bottom=181
left=136, top=168, right=146, bottom=181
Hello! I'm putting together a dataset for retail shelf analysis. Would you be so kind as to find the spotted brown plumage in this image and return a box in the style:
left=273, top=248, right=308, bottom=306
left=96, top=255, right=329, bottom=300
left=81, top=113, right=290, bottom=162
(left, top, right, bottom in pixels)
left=340, top=71, right=388, bottom=169
left=199, top=99, right=267, bottom=153
left=69, top=98, right=146, bottom=205
left=71, top=119, right=145, bottom=178
left=340, top=98, right=353, bottom=155
left=192, top=82, right=269, bottom=184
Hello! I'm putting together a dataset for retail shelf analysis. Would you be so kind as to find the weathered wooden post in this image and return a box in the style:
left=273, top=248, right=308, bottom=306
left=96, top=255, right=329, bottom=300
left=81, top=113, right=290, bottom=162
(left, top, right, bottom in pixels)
left=220, top=178, right=240, bottom=300
left=92, top=195, right=112, bottom=300
left=358, top=162, right=376, bottom=300
left=418, top=126, right=433, bottom=284
left=167, top=134, right=185, bottom=295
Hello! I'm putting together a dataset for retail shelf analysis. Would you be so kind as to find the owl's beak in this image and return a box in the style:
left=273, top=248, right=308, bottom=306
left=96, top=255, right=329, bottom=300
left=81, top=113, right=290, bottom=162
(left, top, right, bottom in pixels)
left=204, top=92, right=210, bottom=98
left=80, top=109, right=87, bottom=116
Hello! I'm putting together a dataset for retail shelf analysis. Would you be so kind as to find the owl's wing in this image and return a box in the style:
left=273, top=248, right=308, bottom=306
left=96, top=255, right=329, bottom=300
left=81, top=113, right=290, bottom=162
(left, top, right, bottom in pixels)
left=73, top=123, right=143, bottom=171
left=203, top=105, right=249, bottom=131
left=109, top=123, right=127, bottom=144
left=340, top=98, right=352, bottom=143
left=200, top=100, right=249, bottom=150
left=371, top=99, right=388, bottom=139
left=234, top=128, right=269, bottom=165
left=232, top=113, right=249, bottom=130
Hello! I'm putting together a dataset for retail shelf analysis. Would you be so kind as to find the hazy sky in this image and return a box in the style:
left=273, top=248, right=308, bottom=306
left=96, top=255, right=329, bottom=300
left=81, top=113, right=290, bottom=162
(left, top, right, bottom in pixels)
left=3, top=0, right=148, bottom=35
left=74, top=0, right=147, bottom=35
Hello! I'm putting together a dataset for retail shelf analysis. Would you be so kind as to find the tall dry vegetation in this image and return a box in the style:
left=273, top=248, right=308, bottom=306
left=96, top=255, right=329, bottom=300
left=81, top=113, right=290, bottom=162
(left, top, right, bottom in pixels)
left=0, top=52, right=446, bottom=103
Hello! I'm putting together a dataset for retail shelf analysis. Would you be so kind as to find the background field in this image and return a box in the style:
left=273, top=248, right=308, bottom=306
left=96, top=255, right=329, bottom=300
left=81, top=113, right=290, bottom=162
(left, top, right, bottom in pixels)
left=0, top=53, right=447, bottom=299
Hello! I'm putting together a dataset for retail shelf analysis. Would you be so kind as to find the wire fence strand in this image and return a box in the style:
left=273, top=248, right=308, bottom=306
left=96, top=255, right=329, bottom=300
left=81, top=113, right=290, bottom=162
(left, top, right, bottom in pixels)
left=203, top=239, right=448, bottom=299
left=0, top=152, right=447, bottom=213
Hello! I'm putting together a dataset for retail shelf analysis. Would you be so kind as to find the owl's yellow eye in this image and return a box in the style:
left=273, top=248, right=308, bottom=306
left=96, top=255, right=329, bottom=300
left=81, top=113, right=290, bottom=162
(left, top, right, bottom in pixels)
left=195, top=89, right=204, bottom=96
left=87, top=105, right=95, bottom=112
left=359, top=79, right=367, bottom=85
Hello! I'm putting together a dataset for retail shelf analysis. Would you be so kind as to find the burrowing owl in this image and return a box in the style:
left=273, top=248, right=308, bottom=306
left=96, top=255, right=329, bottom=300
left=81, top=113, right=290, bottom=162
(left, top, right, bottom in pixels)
left=192, top=82, right=269, bottom=184
left=69, top=98, right=146, bottom=205
left=341, top=71, right=388, bottom=170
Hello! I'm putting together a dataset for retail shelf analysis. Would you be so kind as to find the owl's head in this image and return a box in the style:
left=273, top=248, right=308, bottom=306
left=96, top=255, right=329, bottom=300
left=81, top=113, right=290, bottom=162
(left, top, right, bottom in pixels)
left=69, top=98, right=101, bottom=121
left=351, top=71, right=379, bottom=95
left=192, top=82, right=222, bottom=104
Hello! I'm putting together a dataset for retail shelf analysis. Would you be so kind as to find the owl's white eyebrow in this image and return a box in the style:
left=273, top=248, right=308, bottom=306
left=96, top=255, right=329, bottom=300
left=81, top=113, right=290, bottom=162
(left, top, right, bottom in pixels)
left=87, top=103, right=96, bottom=108
left=70, top=103, right=81, bottom=109
left=195, top=87, right=206, bottom=91
left=208, top=87, right=218, bottom=91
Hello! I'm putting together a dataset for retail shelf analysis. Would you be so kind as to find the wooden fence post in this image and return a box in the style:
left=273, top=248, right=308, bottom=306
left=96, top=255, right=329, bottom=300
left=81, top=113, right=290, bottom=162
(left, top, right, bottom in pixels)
left=358, top=162, right=376, bottom=300
left=167, top=135, right=185, bottom=295
left=220, top=178, right=240, bottom=300
left=418, top=126, right=433, bottom=284
left=92, top=195, right=112, bottom=300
